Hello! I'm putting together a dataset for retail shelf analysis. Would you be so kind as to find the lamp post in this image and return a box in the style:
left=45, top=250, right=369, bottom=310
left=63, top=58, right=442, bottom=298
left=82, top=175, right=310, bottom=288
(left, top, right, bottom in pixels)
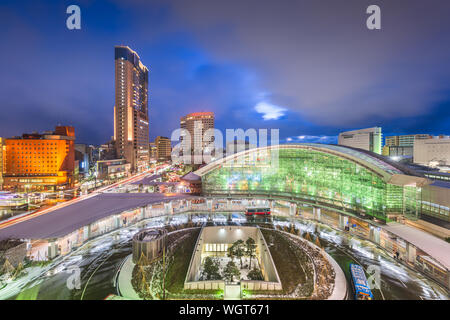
left=94, top=171, right=98, bottom=189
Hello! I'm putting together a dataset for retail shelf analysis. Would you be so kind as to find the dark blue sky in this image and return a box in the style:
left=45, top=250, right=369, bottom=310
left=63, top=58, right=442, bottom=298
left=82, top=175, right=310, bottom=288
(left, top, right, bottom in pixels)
left=0, top=0, right=449, bottom=145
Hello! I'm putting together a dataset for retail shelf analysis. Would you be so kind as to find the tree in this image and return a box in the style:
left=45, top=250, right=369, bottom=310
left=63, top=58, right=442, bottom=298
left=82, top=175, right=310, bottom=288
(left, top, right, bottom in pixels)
left=223, top=260, right=240, bottom=283
left=304, top=232, right=312, bottom=242
left=232, top=240, right=245, bottom=269
left=245, top=237, right=257, bottom=269
left=227, top=245, right=235, bottom=263
left=202, top=256, right=221, bottom=280
left=314, top=236, right=322, bottom=249
left=247, top=267, right=264, bottom=281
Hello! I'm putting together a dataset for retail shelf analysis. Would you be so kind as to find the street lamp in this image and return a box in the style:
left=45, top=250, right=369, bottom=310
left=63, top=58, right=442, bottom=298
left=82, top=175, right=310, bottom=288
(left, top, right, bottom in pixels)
left=94, top=171, right=98, bottom=189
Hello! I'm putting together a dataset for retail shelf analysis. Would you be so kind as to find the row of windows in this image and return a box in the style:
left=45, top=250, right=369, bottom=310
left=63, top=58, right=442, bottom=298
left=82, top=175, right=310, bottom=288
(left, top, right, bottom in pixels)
left=9, top=142, right=57, bottom=146
left=204, top=243, right=230, bottom=252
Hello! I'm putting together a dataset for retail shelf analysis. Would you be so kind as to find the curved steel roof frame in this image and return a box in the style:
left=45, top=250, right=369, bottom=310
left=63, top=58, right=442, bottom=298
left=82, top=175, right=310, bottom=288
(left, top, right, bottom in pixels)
left=195, top=144, right=407, bottom=181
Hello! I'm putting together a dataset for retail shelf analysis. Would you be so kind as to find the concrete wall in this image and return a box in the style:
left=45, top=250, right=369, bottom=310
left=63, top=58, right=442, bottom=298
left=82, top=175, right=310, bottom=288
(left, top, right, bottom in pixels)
left=414, top=138, right=450, bottom=166
left=241, top=280, right=282, bottom=291
left=132, top=228, right=167, bottom=264
left=421, top=183, right=450, bottom=222
left=184, top=280, right=224, bottom=291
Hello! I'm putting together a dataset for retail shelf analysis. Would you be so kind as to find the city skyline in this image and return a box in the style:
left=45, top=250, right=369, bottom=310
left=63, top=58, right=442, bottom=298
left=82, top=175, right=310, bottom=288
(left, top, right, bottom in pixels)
left=0, top=1, right=449, bottom=145
left=0, top=1, right=450, bottom=304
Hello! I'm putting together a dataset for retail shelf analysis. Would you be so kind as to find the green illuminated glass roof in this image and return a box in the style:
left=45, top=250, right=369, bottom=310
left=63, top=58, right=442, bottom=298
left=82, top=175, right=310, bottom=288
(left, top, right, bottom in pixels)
left=196, top=144, right=407, bottom=179
left=298, top=143, right=404, bottom=175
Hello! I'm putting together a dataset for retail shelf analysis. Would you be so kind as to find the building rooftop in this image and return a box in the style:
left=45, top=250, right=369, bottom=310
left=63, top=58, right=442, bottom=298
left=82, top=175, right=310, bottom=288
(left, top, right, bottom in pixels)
left=302, top=143, right=405, bottom=176
left=134, top=228, right=166, bottom=242
left=430, top=181, right=450, bottom=189
left=0, top=193, right=196, bottom=240
left=180, top=172, right=201, bottom=182
left=195, top=144, right=426, bottom=183
left=186, top=112, right=214, bottom=117
left=384, top=222, right=450, bottom=270
left=131, top=174, right=162, bottom=185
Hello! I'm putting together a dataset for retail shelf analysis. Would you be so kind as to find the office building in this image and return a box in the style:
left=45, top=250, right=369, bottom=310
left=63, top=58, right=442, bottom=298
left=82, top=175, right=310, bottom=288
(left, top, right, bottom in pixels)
left=75, top=144, right=93, bottom=177
left=94, top=140, right=117, bottom=162
left=96, top=159, right=131, bottom=180
left=383, top=146, right=414, bottom=158
left=155, top=136, right=171, bottom=162
left=414, top=136, right=450, bottom=167
left=1, top=126, right=75, bottom=191
left=398, top=134, right=431, bottom=147
left=383, top=134, right=431, bottom=157
left=384, top=136, right=399, bottom=147
left=180, top=112, right=214, bottom=157
left=338, top=127, right=382, bottom=154
left=114, top=46, right=149, bottom=172
left=0, top=138, right=4, bottom=189
left=149, top=142, right=157, bottom=160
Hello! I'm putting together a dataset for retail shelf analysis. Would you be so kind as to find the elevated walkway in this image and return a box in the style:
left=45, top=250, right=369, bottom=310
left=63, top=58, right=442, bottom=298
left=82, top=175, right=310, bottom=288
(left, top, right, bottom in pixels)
left=116, top=255, right=140, bottom=300
left=384, top=222, right=450, bottom=270
left=405, top=219, right=450, bottom=239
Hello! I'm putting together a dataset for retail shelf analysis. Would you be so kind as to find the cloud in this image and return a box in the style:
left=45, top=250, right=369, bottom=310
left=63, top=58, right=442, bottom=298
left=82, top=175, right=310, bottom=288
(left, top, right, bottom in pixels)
left=254, top=102, right=287, bottom=120
left=168, top=0, right=450, bottom=127
left=1, top=0, right=450, bottom=145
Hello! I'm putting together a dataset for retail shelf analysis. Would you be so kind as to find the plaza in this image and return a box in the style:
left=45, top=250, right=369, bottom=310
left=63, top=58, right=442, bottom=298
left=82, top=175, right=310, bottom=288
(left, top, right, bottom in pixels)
left=184, top=226, right=282, bottom=293
left=0, top=144, right=449, bottom=299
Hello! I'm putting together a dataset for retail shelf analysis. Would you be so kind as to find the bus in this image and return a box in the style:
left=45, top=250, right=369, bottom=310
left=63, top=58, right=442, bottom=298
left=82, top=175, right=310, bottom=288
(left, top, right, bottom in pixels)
left=245, top=207, right=271, bottom=216
left=349, top=263, right=374, bottom=300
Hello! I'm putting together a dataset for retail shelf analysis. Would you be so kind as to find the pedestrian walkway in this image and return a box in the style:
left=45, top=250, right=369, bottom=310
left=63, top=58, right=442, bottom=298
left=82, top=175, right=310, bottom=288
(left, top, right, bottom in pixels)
left=385, top=222, right=450, bottom=270
left=117, top=254, right=140, bottom=300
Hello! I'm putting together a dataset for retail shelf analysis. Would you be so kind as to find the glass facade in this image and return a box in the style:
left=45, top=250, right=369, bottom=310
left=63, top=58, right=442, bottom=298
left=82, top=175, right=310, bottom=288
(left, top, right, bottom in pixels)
left=202, top=147, right=419, bottom=221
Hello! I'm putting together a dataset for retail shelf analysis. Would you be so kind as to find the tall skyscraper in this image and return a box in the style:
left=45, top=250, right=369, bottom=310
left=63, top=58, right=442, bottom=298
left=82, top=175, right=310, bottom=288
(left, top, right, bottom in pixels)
left=180, top=112, right=215, bottom=158
left=338, top=127, right=382, bottom=154
left=114, top=46, right=149, bottom=172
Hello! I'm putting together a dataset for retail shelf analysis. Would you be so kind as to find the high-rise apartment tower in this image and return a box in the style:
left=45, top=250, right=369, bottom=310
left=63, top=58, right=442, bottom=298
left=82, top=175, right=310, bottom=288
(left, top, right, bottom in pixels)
left=114, top=46, right=149, bottom=172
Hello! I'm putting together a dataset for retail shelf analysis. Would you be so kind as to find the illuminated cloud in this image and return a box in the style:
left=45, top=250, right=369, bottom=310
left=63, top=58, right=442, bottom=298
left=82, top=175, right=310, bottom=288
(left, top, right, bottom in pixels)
left=254, top=102, right=287, bottom=120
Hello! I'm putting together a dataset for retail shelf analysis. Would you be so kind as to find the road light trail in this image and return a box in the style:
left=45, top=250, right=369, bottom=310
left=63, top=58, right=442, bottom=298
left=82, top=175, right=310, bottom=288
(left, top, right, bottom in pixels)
left=0, top=165, right=170, bottom=231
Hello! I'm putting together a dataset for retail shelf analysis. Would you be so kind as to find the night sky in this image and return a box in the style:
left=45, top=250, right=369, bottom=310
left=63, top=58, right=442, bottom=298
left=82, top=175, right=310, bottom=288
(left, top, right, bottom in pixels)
left=0, top=0, right=449, bottom=145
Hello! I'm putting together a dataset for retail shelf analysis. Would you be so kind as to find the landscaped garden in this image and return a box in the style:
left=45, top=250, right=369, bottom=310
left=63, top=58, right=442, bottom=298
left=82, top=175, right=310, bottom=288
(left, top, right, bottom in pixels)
left=131, top=224, right=223, bottom=299
left=130, top=222, right=336, bottom=300
left=198, top=237, right=264, bottom=283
